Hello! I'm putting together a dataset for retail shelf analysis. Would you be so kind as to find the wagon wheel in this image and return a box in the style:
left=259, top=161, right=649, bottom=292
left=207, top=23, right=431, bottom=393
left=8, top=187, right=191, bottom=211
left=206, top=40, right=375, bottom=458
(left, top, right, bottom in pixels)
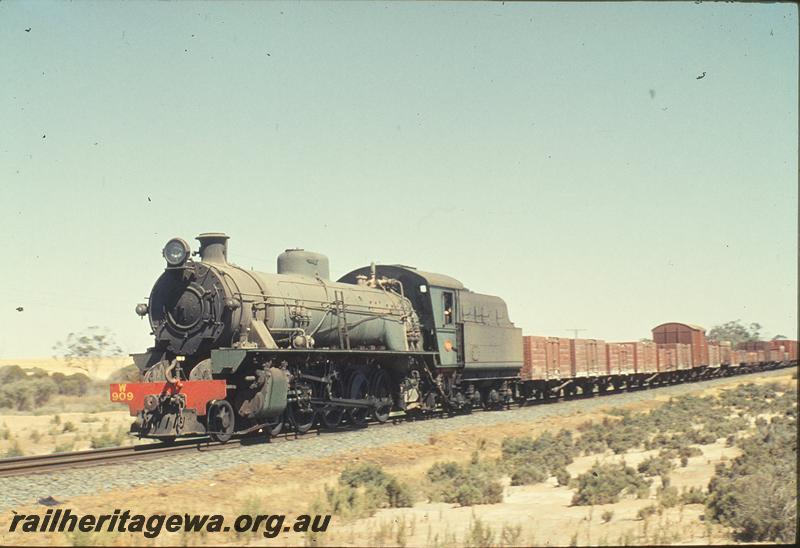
left=347, top=370, right=370, bottom=427
left=318, top=375, right=346, bottom=430
left=370, top=369, right=392, bottom=423
left=264, top=412, right=284, bottom=437
left=208, top=400, right=235, bottom=443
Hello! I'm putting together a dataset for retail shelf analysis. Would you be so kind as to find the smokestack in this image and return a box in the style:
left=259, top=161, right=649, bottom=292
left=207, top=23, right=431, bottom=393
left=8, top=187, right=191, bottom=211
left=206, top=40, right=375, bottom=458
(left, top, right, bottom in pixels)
left=196, top=233, right=229, bottom=264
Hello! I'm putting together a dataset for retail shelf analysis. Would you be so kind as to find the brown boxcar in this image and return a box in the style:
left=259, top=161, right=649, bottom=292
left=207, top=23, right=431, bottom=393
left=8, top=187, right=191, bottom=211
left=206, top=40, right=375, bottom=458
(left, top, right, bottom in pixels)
left=652, top=322, right=708, bottom=367
left=718, top=341, right=733, bottom=365
left=767, top=346, right=785, bottom=362
left=739, top=351, right=758, bottom=365
left=625, top=341, right=658, bottom=373
left=738, top=341, right=766, bottom=354
left=782, top=340, right=798, bottom=360
left=657, top=343, right=692, bottom=371
left=522, top=336, right=572, bottom=380
left=607, top=343, right=635, bottom=375
left=521, top=336, right=543, bottom=381
left=707, top=343, right=721, bottom=368
left=738, top=340, right=797, bottom=361
left=570, top=338, right=607, bottom=377
left=763, top=340, right=796, bottom=361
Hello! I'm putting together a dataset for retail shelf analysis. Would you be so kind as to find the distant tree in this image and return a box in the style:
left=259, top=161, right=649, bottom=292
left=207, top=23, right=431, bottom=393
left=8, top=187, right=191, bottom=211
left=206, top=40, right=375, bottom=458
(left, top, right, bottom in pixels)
left=639, top=338, right=653, bottom=343
left=52, top=326, right=123, bottom=375
left=771, top=335, right=787, bottom=340
left=707, top=320, right=762, bottom=346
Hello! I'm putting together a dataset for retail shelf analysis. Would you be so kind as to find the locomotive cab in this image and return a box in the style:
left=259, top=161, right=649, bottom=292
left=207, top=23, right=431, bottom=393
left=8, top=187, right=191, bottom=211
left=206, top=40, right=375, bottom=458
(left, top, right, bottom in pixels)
left=338, top=265, right=523, bottom=378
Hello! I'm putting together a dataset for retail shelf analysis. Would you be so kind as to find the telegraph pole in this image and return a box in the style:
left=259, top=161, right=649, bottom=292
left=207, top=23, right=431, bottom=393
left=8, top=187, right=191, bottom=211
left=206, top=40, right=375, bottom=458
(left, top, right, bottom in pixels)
left=566, top=328, right=587, bottom=339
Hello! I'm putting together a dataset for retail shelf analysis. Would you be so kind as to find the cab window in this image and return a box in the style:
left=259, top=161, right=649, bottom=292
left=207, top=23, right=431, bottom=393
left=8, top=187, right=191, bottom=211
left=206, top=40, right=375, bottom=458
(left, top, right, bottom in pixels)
left=443, top=292, right=454, bottom=326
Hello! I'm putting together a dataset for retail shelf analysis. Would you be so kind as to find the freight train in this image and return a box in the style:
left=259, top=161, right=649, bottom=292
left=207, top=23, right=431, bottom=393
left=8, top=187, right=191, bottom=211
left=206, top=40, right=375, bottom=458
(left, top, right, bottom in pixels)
left=111, top=234, right=797, bottom=442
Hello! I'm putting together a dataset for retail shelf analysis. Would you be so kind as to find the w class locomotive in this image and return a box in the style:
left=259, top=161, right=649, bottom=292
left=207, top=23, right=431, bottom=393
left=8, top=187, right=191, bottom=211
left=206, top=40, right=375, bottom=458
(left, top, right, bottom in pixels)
left=115, top=233, right=523, bottom=441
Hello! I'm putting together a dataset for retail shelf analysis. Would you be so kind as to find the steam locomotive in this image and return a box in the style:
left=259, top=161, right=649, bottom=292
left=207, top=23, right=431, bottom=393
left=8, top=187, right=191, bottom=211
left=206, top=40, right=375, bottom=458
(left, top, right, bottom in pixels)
left=112, top=233, right=795, bottom=442
left=115, top=233, right=523, bottom=441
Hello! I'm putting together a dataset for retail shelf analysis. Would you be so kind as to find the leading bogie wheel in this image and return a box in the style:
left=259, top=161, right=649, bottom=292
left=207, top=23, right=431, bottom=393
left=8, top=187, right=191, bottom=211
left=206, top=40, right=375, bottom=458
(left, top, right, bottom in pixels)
left=208, top=400, right=235, bottom=443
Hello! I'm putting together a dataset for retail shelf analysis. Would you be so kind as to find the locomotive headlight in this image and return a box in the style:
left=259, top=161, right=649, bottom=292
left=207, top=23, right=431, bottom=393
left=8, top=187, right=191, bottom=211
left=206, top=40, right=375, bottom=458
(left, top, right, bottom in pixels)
left=163, top=238, right=190, bottom=266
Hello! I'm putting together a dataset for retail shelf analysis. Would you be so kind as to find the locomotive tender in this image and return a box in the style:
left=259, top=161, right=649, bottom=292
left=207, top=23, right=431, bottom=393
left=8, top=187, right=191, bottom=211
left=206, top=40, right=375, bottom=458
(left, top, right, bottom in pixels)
left=117, top=233, right=523, bottom=441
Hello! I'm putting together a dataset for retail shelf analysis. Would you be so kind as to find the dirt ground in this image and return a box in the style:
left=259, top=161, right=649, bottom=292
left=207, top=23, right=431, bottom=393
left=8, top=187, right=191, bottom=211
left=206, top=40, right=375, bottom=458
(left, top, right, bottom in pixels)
left=0, top=410, right=139, bottom=455
left=0, top=369, right=794, bottom=547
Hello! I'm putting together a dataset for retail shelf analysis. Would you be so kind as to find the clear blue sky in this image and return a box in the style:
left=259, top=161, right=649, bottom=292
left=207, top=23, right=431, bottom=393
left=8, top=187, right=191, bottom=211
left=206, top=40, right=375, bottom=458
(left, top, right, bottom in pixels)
left=0, top=1, right=797, bottom=359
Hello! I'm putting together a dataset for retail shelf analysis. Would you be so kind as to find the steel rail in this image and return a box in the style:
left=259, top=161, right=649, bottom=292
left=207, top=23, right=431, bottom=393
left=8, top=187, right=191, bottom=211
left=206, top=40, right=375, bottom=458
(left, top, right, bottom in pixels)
left=0, top=438, right=238, bottom=478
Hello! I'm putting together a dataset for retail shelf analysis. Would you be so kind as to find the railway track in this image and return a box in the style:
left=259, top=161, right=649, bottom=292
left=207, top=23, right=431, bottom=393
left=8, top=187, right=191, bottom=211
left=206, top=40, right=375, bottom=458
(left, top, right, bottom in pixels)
left=0, top=438, right=240, bottom=478
left=1, top=363, right=794, bottom=479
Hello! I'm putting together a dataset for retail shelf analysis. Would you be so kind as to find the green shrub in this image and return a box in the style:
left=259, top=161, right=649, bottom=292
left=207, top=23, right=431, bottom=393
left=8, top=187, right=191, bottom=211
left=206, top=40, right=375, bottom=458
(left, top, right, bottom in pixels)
left=0, top=365, right=27, bottom=384
left=0, top=377, right=58, bottom=410
left=706, top=415, right=796, bottom=542
left=0, top=368, right=97, bottom=410
left=571, top=462, right=651, bottom=506
left=637, top=455, right=675, bottom=477
left=555, top=467, right=571, bottom=487
left=340, top=463, right=390, bottom=488
left=679, top=445, right=702, bottom=458
left=338, top=463, right=413, bottom=510
left=601, top=510, right=614, bottom=523
left=501, top=430, right=576, bottom=474
left=657, top=486, right=679, bottom=508
left=688, top=429, right=718, bottom=445
left=426, top=459, right=503, bottom=507
left=680, top=486, right=706, bottom=505
left=606, top=425, right=648, bottom=454
left=320, top=464, right=414, bottom=519
left=322, top=484, right=377, bottom=519
left=510, top=463, right=547, bottom=486
left=62, top=421, right=77, bottom=433
left=51, top=372, right=91, bottom=396
left=385, top=478, right=413, bottom=508
left=427, top=461, right=461, bottom=483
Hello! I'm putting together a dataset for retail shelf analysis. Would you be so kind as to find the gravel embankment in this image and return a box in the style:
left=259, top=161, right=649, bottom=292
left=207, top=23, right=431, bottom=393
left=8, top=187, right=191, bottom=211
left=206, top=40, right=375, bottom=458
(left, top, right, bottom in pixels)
left=1, top=368, right=792, bottom=511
